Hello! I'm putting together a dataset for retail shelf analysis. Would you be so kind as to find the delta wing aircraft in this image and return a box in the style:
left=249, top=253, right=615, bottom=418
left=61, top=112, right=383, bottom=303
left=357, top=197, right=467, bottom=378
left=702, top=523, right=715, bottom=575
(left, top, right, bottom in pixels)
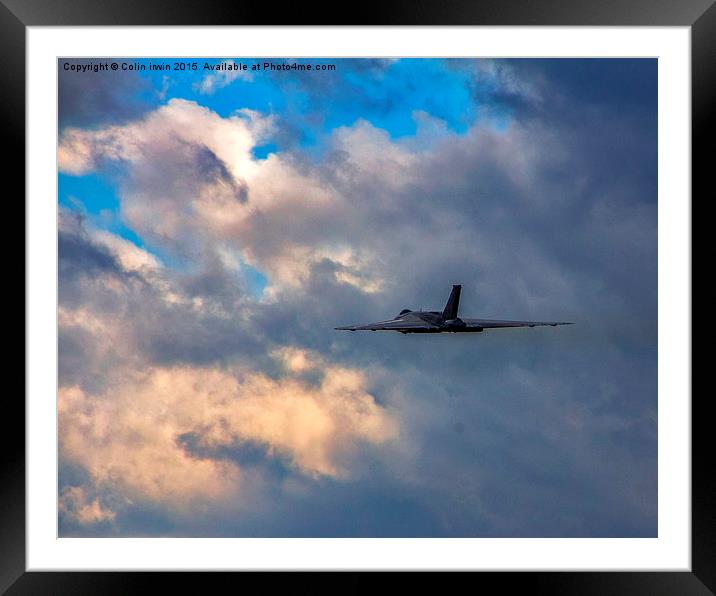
left=335, top=285, right=572, bottom=334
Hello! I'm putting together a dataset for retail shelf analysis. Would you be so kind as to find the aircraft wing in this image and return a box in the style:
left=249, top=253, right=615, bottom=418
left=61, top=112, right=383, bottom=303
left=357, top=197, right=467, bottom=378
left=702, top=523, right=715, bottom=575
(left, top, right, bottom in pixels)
left=462, top=318, right=573, bottom=329
left=335, top=319, right=439, bottom=332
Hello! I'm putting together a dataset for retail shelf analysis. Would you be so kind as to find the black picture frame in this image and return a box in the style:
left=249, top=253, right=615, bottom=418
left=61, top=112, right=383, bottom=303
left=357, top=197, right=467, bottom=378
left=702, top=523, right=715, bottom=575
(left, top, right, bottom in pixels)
left=6, top=0, right=709, bottom=592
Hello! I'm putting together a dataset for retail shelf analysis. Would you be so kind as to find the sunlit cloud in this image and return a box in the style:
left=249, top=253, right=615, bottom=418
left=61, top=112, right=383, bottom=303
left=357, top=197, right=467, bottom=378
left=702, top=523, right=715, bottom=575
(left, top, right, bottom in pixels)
left=59, top=353, right=396, bottom=524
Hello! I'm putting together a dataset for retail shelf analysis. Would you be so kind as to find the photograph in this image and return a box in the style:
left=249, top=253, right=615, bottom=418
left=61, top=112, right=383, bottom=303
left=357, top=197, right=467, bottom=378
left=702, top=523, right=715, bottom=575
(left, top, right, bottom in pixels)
left=56, top=56, right=658, bottom=539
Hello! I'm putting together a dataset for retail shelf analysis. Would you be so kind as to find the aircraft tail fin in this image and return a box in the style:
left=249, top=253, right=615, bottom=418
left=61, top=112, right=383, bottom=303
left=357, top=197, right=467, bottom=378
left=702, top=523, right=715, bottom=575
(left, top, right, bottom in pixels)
left=442, top=285, right=461, bottom=320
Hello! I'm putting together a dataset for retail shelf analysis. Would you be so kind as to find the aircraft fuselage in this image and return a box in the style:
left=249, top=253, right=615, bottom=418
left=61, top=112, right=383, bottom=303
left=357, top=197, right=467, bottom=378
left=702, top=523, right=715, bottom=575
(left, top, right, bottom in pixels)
left=396, top=311, right=484, bottom=333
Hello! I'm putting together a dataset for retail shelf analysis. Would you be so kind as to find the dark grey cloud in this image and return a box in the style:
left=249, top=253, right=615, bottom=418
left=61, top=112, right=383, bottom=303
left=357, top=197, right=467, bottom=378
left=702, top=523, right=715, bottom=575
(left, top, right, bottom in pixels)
left=59, top=59, right=154, bottom=130
left=59, top=212, right=122, bottom=280
left=471, top=59, right=658, bottom=203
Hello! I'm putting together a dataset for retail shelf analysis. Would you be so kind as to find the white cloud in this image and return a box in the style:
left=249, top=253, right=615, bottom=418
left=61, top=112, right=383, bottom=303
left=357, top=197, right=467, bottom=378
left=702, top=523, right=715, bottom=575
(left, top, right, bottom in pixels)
left=92, top=230, right=161, bottom=272
left=195, top=60, right=254, bottom=94
left=58, top=98, right=273, bottom=180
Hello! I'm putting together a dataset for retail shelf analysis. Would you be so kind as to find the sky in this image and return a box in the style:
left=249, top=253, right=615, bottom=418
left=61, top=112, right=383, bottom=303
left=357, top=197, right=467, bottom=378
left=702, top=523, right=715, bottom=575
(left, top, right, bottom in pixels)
left=57, top=58, right=657, bottom=537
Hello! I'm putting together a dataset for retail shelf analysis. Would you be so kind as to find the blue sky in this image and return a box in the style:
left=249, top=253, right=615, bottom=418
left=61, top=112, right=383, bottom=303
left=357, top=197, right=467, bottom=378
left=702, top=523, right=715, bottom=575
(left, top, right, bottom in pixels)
left=57, top=58, right=657, bottom=537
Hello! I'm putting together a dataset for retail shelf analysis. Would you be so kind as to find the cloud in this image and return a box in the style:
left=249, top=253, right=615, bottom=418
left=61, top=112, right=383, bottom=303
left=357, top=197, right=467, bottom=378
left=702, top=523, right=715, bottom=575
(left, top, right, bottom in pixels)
left=59, top=486, right=117, bottom=526
left=195, top=60, right=254, bottom=94
left=58, top=102, right=390, bottom=294
left=58, top=98, right=272, bottom=176
left=92, top=230, right=161, bottom=272
left=59, top=352, right=396, bottom=522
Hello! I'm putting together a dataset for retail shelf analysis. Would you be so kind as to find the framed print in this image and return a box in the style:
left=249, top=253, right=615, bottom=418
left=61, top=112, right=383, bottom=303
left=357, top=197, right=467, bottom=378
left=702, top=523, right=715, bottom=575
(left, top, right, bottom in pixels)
left=7, top=0, right=710, bottom=591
